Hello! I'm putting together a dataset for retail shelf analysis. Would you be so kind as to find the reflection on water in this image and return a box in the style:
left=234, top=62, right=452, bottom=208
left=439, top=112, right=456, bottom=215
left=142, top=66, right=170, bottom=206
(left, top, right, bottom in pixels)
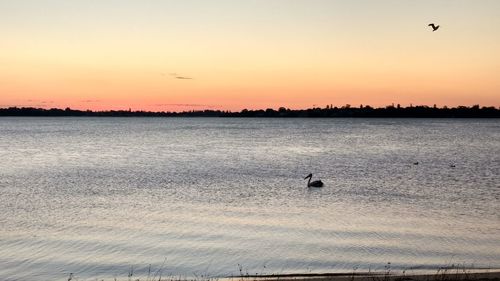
left=0, top=118, right=499, bottom=280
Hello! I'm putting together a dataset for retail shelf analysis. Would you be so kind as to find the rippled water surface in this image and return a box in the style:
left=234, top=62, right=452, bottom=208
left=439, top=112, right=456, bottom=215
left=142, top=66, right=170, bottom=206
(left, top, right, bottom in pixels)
left=0, top=118, right=499, bottom=281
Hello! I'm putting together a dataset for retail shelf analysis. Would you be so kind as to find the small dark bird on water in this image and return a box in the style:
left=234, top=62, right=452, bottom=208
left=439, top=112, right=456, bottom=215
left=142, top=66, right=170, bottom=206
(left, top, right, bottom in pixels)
left=450, top=164, right=456, bottom=168
left=413, top=162, right=419, bottom=165
left=428, top=23, right=440, bottom=32
left=304, top=173, right=324, bottom=188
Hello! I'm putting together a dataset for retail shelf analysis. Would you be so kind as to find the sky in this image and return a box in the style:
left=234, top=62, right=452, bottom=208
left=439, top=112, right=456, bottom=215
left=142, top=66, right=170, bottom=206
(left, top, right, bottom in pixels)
left=1, top=0, right=499, bottom=111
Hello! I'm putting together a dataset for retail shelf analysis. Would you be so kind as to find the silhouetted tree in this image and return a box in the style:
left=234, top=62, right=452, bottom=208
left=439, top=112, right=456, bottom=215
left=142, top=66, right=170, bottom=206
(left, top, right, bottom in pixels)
left=1, top=105, right=499, bottom=118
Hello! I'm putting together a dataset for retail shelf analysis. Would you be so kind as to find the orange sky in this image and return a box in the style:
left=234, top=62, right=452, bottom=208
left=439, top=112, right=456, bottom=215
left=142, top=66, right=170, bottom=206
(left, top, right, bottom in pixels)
left=1, top=0, right=499, bottom=111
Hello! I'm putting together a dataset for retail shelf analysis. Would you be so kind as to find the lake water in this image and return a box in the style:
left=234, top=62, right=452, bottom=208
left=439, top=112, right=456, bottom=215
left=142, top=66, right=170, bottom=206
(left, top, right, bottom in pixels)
left=0, top=118, right=499, bottom=281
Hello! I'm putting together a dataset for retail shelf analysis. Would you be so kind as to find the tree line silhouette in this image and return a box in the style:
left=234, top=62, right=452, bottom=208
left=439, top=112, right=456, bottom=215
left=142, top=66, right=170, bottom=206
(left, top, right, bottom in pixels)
left=0, top=104, right=499, bottom=118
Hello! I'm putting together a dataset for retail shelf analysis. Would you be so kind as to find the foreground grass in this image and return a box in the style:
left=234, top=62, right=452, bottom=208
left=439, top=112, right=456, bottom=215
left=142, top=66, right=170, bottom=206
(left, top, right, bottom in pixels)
left=65, top=264, right=500, bottom=281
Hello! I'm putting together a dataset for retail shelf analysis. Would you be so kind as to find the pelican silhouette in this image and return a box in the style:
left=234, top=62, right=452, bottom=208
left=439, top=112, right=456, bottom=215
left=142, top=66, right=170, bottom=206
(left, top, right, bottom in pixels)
left=304, top=173, right=323, bottom=188
left=428, top=23, right=440, bottom=32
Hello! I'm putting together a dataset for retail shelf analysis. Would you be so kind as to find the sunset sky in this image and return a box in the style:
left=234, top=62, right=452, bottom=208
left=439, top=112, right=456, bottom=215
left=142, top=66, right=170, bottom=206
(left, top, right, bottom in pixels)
left=1, top=0, right=499, bottom=111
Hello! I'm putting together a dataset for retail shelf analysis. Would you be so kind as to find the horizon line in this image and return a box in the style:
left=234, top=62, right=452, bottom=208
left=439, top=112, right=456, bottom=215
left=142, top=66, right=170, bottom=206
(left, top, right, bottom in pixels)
left=1, top=103, right=500, bottom=114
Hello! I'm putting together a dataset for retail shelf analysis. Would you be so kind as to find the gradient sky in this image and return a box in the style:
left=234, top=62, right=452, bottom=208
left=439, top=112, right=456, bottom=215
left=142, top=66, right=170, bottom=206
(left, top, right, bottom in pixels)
left=1, top=0, right=499, bottom=111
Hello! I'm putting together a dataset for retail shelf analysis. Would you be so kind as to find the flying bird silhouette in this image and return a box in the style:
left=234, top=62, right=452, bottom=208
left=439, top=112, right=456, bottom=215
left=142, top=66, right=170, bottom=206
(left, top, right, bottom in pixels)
left=428, top=23, right=440, bottom=32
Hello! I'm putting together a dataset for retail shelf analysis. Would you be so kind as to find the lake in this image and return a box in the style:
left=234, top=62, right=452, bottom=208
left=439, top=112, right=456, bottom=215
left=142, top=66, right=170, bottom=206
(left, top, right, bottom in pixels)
left=0, top=118, right=499, bottom=281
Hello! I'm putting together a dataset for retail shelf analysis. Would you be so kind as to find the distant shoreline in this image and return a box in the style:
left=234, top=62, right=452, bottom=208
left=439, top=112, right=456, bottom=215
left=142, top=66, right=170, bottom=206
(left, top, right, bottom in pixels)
left=230, top=271, right=500, bottom=281
left=1, top=105, right=499, bottom=118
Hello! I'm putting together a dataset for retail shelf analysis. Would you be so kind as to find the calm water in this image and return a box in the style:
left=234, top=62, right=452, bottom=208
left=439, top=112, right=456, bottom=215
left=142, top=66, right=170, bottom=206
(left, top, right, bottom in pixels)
left=0, top=118, right=499, bottom=281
